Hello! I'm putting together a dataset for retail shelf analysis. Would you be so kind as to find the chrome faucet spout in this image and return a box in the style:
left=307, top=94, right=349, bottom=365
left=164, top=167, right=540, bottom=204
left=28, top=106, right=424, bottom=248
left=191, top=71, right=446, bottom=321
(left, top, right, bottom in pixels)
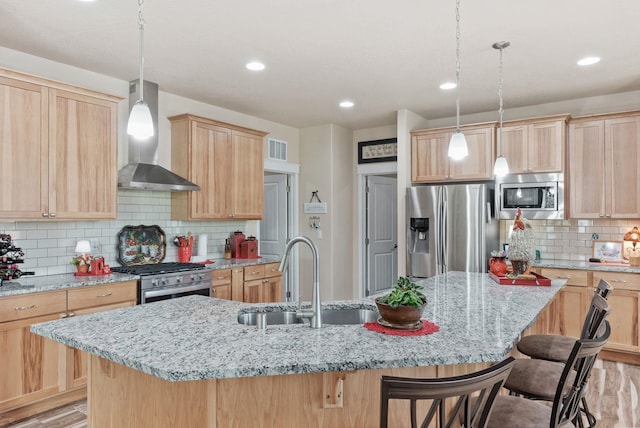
left=279, top=236, right=322, bottom=328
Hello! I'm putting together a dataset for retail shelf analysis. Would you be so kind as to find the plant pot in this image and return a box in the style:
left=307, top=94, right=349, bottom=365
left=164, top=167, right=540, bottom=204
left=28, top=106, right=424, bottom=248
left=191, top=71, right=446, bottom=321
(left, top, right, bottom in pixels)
left=76, top=264, right=89, bottom=273
left=375, top=299, right=426, bottom=326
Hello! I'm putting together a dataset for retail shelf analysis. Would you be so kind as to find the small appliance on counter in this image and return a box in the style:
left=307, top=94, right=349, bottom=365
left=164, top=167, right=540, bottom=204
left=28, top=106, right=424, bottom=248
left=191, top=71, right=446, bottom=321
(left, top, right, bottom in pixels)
left=229, top=231, right=245, bottom=258
left=239, top=236, right=259, bottom=259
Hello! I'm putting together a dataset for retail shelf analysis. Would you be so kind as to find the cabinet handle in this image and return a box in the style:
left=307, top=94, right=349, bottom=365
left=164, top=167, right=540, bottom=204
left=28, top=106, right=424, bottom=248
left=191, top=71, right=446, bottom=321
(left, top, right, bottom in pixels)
left=609, top=279, right=627, bottom=283
left=212, top=288, right=216, bottom=294
left=556, top=276, right=571, bottom=279
left=215, top=276, right=227, bottom=280
left=42, top=212, right=49, bottom=218
left=68, top=312, right=75, bottom=317
left=234, top=269, right=242, bottom=273
left=605, top=215, right=611, bottom=218
left=251, top=271, right=260, bottom=275
left=49, top=213, right=57, bottom=218
left=15, top=304, right=36, bottom=311
left=599, top=214, right=604, bottom=218
left=60, top=313, right=68, bottom=319
left=96, top=292, right=112, bottom=297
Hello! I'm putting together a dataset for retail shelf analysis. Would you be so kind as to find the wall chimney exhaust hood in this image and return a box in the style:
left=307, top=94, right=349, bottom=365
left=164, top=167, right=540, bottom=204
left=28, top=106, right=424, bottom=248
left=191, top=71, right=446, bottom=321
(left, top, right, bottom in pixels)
left=118, top=80, right=200, bottom=192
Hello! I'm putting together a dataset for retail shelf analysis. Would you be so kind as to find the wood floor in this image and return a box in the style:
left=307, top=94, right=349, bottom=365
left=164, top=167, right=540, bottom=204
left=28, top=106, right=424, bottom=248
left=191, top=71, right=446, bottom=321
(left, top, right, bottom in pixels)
left=3, top=359, right=638, bottom=428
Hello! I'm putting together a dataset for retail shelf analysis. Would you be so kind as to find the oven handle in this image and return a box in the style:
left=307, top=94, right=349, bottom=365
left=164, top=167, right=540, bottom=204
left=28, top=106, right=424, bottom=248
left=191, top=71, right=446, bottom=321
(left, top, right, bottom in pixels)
left=142, top=282, right=211, bottom=299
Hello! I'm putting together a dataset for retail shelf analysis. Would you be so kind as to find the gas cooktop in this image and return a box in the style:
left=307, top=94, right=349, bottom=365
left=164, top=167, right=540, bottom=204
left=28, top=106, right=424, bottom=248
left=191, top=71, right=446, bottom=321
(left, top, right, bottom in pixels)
left=110, top=262, right=205, bottom=276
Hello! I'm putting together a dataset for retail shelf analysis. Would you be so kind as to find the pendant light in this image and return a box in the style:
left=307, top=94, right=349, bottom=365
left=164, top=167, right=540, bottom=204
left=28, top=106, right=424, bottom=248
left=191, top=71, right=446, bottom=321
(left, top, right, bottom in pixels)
left=493, top=41, right=510, bottom=177
left=447, top=0, right=468, bottom=161
left=127, top=0, right=154, bottom=140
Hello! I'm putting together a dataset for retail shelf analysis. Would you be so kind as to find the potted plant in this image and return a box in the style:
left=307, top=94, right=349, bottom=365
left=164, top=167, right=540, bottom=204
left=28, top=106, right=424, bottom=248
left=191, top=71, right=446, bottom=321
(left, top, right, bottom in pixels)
left=71, top=254, right=93, bottom=273
left=375, top=276, right=427, bottom=326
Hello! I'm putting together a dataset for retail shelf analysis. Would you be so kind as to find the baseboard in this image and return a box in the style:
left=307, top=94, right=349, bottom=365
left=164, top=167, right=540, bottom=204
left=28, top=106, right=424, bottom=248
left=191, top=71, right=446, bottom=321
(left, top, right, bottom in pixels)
left=599, top=349, right=640, bottom=366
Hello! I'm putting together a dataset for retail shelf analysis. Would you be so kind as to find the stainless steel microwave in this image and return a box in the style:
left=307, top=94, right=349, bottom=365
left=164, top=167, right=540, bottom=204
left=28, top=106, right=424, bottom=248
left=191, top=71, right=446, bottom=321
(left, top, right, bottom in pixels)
left=496, top=173, right=564, bottom=219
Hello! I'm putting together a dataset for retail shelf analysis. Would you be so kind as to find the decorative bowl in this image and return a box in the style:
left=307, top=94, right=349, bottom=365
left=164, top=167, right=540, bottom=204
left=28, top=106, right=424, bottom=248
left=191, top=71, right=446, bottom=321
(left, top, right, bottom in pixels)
left=375, top=299, right=426, bottom=326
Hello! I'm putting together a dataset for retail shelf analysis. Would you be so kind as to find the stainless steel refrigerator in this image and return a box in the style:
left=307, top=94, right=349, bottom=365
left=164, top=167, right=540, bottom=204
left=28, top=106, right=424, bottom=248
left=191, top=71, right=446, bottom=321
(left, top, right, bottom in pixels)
left=407, top=183, right=499, bottom=278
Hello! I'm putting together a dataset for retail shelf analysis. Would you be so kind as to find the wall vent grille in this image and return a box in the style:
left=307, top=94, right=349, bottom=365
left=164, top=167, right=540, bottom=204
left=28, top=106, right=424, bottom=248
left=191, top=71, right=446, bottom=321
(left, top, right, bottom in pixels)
left=268, top=138, right=287, bottom=161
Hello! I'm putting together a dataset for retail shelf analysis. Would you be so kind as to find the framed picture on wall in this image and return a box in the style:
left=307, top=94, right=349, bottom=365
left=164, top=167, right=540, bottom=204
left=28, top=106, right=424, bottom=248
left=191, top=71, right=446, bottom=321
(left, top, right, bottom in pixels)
left=592, top=241, right=623, bottom=262
left=357, top=138, right=397, bottom=164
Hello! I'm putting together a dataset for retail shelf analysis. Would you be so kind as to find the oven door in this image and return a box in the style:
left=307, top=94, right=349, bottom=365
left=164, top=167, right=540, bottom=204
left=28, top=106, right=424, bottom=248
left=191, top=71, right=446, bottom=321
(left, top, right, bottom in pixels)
left=140, top=282, right=211, bottom=304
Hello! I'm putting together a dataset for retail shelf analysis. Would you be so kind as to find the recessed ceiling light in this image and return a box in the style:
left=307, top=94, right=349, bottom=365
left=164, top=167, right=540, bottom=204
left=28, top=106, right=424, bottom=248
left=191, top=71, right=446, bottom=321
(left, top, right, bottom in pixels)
left=440, top=82, right=457, bottom=90
left=339, top=101, right=354, bottom=108
left=246, top=61, right=265, bottom=71
left=577, top=56, right=600, bottom=66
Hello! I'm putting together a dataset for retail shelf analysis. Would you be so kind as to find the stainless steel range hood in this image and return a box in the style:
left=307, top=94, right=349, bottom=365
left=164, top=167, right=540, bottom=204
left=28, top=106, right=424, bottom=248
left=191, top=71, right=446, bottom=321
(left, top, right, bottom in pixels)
left=118, top=80, right=200, bottom=192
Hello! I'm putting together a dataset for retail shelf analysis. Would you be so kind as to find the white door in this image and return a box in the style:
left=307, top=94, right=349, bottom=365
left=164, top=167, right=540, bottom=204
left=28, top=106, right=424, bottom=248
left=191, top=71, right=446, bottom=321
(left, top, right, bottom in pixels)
left=261, top=173, right=289, bottom=299
left=261, top=174, right=288, bottom=258
left=366, top=175, right=398, bottom=295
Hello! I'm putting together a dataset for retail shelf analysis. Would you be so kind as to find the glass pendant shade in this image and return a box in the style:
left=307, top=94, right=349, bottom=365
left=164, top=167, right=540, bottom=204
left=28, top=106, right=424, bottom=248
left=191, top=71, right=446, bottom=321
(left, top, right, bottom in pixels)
left=493, top=154, right=509, bottom=176
left=448, top=132, right=468, bottom=160
left=127, top=100, right=154, bottom=140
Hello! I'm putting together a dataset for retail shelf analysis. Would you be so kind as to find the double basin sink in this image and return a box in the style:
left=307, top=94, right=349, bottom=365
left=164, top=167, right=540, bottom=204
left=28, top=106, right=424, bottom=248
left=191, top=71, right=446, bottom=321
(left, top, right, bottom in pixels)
left=238, top=307, right=379, bottom=326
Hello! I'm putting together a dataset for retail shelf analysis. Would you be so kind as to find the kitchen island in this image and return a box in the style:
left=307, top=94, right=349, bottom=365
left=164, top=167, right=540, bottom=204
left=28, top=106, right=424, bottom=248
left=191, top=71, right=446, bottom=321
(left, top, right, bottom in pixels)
left=31, top=272, right=564, bottom=427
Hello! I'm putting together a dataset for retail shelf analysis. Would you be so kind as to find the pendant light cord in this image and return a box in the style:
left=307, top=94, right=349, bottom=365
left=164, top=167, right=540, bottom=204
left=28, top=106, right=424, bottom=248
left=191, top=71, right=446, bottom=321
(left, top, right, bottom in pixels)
left=137, top=0, right=145, bottom=103
left=454, top=0, right=462, bottom=132
left=498, top=45, right=504, bottom=155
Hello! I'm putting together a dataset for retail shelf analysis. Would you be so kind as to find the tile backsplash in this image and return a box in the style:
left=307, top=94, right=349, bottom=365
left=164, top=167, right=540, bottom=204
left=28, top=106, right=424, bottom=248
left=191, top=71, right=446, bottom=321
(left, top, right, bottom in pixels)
left=0, top=190, right=246, bottom=277
left=499, top=218, right=640, bottom=261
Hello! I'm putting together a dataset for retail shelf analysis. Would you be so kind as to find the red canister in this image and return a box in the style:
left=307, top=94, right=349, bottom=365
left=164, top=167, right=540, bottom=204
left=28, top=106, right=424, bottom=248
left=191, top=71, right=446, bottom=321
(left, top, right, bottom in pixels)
left=239, top=237, right=258, bottom=259
left=229, top=231, right=245, bottom=258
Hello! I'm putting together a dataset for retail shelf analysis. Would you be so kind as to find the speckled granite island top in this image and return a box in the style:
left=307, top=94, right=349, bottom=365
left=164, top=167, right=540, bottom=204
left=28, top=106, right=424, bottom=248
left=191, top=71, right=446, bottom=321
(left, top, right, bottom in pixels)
left=31, top=271, right=564, bottom=382
left=533, top=259, right=640, bottom=273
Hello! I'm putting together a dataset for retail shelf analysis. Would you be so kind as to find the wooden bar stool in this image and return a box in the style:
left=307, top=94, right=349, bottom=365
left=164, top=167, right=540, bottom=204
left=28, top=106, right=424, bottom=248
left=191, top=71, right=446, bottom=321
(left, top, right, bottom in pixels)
left=380, top=357, right=514, bottom=428
left=486, top=321, right=611, bottom=428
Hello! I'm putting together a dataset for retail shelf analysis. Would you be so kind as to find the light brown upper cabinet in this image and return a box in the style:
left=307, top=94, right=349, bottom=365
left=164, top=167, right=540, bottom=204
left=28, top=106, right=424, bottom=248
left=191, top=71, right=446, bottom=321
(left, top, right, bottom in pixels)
left=0, top=69, right=120, bottom=220
left=569, top=111, right=640, bottom=219
left=500, top=115, right=569, bottom=174
left=169, top=114, right=267, bottom=220
left=411, top=122, right=496, bottom=183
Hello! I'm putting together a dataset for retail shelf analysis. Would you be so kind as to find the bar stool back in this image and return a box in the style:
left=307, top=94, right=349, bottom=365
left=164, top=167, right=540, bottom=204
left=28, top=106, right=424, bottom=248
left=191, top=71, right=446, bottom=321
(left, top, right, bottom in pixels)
left=380, top=357, right=514, bottom=428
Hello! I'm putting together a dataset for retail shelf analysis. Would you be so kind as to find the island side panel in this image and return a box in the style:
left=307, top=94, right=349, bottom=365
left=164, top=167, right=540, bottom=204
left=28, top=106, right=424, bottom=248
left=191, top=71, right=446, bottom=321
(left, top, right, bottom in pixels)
left=88, top=355, right=213, bottom=428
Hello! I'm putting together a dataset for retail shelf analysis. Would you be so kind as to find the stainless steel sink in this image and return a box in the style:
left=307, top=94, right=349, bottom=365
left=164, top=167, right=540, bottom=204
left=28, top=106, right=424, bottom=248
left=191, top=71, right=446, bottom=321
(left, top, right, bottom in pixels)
left=237, top=307, right=379, bottom=326
left=321, top=308, right=379, bottom=325
left=237, top=311, right=304, bottom=326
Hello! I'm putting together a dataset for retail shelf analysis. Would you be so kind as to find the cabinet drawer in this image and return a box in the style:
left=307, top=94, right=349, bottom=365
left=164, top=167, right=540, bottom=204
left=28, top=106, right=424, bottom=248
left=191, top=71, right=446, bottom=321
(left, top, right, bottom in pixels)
left=539, top=268, right=588, bottom=287
left=211, top=269, right=232, bottom=286
left=593, top=271, right=640, bottom=292
left=264, top=262, right=282, bottom=278
left=0, top=290, right=67, bottom=323
left=67, top=281, right=137, bottom=311
left=244, top=265, right=266, bottom=281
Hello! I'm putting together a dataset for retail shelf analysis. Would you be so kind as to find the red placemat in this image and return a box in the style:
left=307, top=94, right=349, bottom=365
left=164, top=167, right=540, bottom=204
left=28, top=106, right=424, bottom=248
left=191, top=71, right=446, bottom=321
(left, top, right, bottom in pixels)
left=363, top=320, right=440, bottom=336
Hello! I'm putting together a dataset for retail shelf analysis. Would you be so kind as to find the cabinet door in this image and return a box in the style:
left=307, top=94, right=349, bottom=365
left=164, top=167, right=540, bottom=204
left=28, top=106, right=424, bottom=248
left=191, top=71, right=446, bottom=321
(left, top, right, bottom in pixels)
left=0, top=76, right=48, bottom=220
left=190, top=121, right=232, bottom=219
left=500, top=125, right=528, bottom=174
left=48, top=89, right=117, bottom=219
left=411, top=132, right=449, bottom=182
left=243, top=278, right=264, bottom=303
left=606, top=116, right=640, bottom=218
left=0, top=313, right=62, bottom=411
left=548, top=285, right=589, bottom=337
left=211, top=284, right=232, bottom=300
left=568, top=120, right=606, bottom=218
left=449, top=127, right=494, bottom=180
left=527, top=121, right=565, bottom=173
left=231, top=268, right=244, bottom=301
left=263, top=276, right=283, bottom=303
left=231, top=130, right=264, bottom=219
left=600, top=289, right=640, bottom=354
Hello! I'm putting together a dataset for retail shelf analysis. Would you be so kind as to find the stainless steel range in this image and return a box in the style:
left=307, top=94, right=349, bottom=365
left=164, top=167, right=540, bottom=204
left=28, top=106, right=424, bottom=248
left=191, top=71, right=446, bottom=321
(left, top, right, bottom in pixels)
left=111, top=262, right=213, bottom=304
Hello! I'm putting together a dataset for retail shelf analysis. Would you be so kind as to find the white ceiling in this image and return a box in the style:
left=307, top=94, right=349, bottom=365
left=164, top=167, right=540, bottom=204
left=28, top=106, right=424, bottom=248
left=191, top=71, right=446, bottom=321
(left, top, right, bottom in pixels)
left=1, top=0, right=639, bottom=130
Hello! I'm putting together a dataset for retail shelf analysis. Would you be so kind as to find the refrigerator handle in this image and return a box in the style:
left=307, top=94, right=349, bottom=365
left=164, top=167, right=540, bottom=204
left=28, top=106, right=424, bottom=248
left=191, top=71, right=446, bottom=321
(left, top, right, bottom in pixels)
left=441, top=187, right=448, bottom=274
left=486, top=202, right=492, bottom=225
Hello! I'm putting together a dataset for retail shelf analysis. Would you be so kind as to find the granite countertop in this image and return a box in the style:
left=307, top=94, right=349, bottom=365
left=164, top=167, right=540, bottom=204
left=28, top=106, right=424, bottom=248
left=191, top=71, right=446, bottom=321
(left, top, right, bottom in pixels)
left=31, top=271, right=564, bottom=382
left=533, top=259, right=640, bottom=273
left=0, top=257, right=281, bottom=298
left=0, top=272, right=139, bottom=297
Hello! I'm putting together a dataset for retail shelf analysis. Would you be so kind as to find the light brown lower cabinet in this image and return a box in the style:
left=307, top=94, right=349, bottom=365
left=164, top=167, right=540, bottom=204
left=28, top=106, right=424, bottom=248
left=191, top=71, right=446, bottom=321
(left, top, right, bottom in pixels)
left=0, top=280, right=136, bottom=424
left=532, top=267, right=640, bottom=364
left=243, top=262, right=283, bottom=303
left=211, top=267, right=245, bottom=301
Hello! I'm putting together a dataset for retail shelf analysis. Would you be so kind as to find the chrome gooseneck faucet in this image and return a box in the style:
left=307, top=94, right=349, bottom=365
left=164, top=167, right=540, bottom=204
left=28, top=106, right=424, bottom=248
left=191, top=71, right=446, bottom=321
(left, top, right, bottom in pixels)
left=278, top=236, right=322, bottom=329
